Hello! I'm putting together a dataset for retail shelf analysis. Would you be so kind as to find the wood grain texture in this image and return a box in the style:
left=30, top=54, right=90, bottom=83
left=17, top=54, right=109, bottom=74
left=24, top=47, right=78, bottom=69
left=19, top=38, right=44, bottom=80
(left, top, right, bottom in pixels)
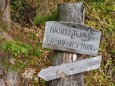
left=38, top=56, right=102, bottom=81
left=43, top=21, right=101, bottom=56
left=58, top=3, right=85, bottom=24
left=47, top=2, right=85, bottom=86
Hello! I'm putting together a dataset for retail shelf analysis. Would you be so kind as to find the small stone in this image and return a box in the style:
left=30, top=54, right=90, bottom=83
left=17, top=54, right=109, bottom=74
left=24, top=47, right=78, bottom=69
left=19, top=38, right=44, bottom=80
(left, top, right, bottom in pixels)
left=10, top=58, right=15, bottom=65
left=22, top=68, right=35, bottom=79
left=6, top=72, right=21, bottom=86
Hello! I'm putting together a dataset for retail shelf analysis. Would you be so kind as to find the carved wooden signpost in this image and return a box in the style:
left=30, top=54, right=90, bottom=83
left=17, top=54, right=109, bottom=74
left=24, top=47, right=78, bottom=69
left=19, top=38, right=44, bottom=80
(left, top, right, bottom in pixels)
left=38, top=2, right=102, bottom=86
left=43, top=21, right=101, bottom=56
left=38, top=56, right=102, bottom=81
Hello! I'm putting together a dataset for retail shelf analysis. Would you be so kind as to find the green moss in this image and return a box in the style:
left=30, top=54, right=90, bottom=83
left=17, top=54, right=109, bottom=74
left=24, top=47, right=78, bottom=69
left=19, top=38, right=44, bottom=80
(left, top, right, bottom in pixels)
left=2, top=41, right=32, bottom=56
left=33, top=11, right=57, bottom=25
left=0, top=21, right=8, bottom=30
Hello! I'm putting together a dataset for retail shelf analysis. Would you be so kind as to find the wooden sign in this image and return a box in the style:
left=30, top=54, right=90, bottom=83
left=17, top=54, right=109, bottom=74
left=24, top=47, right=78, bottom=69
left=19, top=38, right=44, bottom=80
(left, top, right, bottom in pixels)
left=43, top=21, right=101, bottom=56
left=38, top=56, right=102, bottom=81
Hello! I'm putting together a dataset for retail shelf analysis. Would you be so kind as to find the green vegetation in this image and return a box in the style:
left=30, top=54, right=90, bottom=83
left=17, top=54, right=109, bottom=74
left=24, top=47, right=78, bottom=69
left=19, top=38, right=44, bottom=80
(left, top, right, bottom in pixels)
left=2, top=41, right=32, bottom=56
left=85, top=1, right=115, bottom=86
left=10, top=0, right=36, bottom=25
left=0, top=21, right=8, bottom=30
left=33, top=11, right=58, bottom=25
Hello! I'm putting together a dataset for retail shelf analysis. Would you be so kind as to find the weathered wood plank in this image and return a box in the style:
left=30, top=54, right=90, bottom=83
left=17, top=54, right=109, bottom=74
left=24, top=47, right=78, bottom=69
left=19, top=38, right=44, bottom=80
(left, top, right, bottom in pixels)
left=38, top=56, right=102, bottom=81
left=43, top=21, right=101, bottom=56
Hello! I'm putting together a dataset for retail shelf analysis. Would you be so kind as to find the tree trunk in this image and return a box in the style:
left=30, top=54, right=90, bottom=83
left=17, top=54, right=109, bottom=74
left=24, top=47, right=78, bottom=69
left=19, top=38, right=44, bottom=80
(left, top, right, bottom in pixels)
left=48, top=2, right=85, bottom=86
left=0, top=0, right=11, bottom=26
left=0, top=0, right=21, bottom=86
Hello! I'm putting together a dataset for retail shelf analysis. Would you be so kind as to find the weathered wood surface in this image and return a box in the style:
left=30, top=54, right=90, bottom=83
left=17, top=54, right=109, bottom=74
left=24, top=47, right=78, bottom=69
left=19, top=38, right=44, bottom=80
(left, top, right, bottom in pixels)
left=58, top=2, right=85, bottom=24
left=38, top=56, right=102, bottom=81
left=48, top=2, right=85, bottom=86
left=43, top=21, right=101, bottom=56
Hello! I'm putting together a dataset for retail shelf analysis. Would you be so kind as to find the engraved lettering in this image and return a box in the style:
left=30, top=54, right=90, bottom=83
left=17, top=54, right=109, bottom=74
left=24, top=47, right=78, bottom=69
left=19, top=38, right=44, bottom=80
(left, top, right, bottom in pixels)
left=46, top=38, right=96, bottom=51
left=49, top=26, right=97, bottom=41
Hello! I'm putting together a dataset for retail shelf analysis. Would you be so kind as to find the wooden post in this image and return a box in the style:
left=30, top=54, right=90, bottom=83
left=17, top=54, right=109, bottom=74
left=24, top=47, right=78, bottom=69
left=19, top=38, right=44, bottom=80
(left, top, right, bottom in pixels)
left=48, top=2, right=85, bottom=86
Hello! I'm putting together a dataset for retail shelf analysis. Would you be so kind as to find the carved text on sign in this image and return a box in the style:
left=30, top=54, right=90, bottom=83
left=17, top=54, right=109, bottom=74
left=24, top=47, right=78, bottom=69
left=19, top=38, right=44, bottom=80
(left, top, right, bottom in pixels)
left=43, top=21, right=101, bottom=56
